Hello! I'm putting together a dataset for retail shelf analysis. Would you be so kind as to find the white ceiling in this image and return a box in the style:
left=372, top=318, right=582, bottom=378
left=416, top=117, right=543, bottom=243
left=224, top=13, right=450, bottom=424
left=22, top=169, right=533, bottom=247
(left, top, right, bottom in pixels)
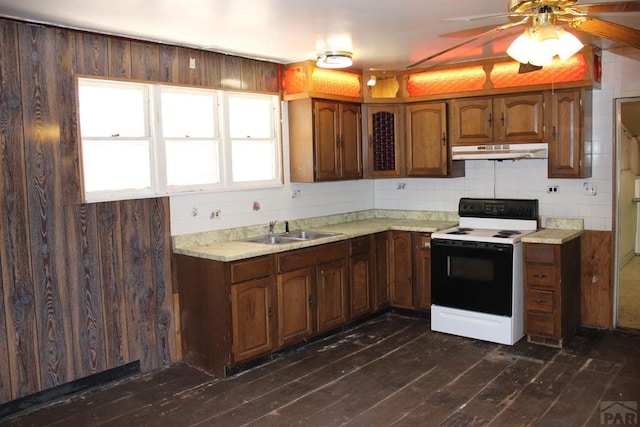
left=0, top=0, right=638, bottom=71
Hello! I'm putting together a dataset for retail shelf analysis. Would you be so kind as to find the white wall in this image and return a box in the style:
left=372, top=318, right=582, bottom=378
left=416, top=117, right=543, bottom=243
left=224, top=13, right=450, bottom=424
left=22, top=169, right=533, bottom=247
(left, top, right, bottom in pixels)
left=170, top=47, right=640, bottom=236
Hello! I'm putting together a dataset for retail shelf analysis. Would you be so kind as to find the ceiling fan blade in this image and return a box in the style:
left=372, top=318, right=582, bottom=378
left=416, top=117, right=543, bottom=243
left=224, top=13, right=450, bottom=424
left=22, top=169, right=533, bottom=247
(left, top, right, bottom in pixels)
left=573, top=17, right=640, bottom=49
left=518, top=63, right=543, bottom=74
left=442, top=12, right=518, bottom=22
left=571, top=1, right=640, bottom=14
left=406, top=18, right=528, bottom=69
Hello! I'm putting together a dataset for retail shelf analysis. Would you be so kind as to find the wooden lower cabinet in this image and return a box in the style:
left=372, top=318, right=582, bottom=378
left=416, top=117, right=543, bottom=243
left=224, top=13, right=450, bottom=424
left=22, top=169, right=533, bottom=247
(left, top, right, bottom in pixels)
left=277, top=241, right=349, bottom=338
left=389, top=231, right=414, bottom=309
left=413, top=232, right=432, bottom=311
left=349, top=235, right=374, bottom=320
left=176, top=231, right=435, bottom=376
left=316, top=258, right=348, bottom=332
left=175, top=253, right=276, bottom=377
left=524, top=238, right=581, bottom=348
left=231, top=277, right=276, bottom=363
left=277, top=267, right=314, bottom=347
left=374, top=232, right=390, bottom=310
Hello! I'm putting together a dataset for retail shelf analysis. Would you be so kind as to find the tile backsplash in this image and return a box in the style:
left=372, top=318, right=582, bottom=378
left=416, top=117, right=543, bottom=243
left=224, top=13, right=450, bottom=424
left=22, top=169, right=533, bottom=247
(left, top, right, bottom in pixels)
left=170, top=47, right=640, bottom=236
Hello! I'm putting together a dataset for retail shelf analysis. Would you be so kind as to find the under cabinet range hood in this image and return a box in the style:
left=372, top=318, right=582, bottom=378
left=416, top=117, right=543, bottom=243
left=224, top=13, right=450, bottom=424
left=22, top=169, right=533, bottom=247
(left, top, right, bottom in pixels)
left=451, top=143, right=548, bottom=161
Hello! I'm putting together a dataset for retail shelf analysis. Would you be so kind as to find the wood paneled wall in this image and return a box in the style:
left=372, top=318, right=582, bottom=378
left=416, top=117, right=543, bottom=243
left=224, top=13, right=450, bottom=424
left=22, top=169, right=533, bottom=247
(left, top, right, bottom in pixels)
left=0, top=18, right=280, bottom=405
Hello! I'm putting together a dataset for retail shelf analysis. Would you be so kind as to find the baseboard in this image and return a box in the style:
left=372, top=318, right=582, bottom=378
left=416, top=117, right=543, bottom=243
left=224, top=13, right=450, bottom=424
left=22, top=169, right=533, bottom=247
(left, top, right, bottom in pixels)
left=0, top=361, right=140, bottom=420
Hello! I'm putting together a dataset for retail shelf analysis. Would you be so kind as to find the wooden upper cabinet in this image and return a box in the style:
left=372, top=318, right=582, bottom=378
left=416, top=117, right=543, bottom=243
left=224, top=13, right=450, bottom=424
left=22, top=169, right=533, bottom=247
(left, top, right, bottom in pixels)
left=289, top=98, right=362, bottom=182
left=547, top=88, right=591, bottom=178
left=406, top=102, right=455, bottom=177
left=451, top=93, right=544, bottom=145
left=339, top=102, right=364, bottom=179
left=494, top=93, right=545, bottom=143
left=451, top=98, right=493, bottom=144
left=366, top=105, right=404, bottom=177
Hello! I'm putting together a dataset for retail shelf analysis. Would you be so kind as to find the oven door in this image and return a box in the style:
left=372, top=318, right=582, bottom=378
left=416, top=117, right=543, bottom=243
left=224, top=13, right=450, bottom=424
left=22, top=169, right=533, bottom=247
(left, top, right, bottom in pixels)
left=431, top=238, right=514, bottom=316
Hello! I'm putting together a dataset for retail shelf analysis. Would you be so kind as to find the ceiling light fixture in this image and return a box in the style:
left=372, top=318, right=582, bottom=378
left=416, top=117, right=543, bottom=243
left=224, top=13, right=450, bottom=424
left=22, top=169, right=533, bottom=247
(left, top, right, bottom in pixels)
left=506, top=11, right=583, bottom=67
left=316, top=51, right=353, bottom=69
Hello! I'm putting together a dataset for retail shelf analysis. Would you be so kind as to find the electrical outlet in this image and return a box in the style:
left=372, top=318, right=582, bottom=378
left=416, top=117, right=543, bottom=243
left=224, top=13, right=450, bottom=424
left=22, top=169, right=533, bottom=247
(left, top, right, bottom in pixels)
left=583, top=182, right=597, bottom=196
left=397, top=183, right=406, bottom=190
left=189, top=57, right=196, bottom=69
left=291, top=190, right=301, bottom=198
left=209, top=209, right=221, bottom=219
left=546, top=185, right=559, bottom=193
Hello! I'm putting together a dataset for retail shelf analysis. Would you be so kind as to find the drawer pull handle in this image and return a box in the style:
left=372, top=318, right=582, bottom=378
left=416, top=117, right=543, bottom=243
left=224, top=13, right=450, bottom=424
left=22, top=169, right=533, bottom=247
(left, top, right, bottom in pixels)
left=534, top=299, right=546, bottom=304
left=534, top=274, right=547, bottom=278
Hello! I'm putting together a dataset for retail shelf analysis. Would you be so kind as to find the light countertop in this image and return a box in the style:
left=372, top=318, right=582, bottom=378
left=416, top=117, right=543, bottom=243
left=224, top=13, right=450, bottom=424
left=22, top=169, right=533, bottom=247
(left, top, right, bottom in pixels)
left=521, top=228, right=583, bottom=244
left=173, top=218, right=457, bottom=262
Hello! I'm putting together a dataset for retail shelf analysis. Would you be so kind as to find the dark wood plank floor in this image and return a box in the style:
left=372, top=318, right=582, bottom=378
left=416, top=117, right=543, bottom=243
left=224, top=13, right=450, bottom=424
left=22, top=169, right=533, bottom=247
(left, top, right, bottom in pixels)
left=3, top=313, right=640, bottom=426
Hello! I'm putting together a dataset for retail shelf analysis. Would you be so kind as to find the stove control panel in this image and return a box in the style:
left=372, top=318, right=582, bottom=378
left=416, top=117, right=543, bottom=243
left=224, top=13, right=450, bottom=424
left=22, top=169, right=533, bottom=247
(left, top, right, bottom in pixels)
left=458, top=198, right=538, bottom=220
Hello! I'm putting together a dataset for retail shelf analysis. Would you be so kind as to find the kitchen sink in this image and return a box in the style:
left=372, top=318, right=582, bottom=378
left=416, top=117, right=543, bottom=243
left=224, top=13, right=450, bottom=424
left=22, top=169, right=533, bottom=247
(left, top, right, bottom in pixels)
left=243, top=235, right=300, bottom=245
left=242, top=230, right=341, bottom=245
left=280, top=230, right=340, bottom=240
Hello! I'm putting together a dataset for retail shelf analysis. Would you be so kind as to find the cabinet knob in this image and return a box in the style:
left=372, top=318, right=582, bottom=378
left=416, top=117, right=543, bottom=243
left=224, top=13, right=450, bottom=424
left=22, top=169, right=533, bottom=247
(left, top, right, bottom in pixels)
left=309, top=296, right=313, bottom=306
left=488, top=113, right=492, bottom=127
left=441, top=132, right=446, bottom=146
left=500, top=112, right=505, bottom=127
left=268, top=306, right=273, bottom=318
left=552, top=126, right=557, bottom=141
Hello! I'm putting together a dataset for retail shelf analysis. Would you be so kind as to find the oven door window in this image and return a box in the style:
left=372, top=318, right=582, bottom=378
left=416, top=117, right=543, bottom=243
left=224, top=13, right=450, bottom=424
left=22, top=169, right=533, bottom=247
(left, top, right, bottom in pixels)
left=431, top=239, right=514, bottom=316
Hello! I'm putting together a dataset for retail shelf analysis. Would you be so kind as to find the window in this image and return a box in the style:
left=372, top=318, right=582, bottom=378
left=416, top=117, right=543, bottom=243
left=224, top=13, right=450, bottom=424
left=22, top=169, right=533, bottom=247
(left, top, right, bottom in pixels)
left=77, top=78, right=281, bottom=202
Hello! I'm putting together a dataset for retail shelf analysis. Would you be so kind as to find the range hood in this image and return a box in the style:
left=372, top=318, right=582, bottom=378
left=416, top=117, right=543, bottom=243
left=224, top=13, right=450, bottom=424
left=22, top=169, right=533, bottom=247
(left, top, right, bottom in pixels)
left=452, top=143, right=548, bottom=161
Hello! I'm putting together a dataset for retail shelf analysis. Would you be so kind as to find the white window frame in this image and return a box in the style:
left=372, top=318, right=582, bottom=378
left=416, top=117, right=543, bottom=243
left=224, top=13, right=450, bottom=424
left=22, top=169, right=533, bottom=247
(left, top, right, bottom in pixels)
left=77, top=77, right=283, bottom=203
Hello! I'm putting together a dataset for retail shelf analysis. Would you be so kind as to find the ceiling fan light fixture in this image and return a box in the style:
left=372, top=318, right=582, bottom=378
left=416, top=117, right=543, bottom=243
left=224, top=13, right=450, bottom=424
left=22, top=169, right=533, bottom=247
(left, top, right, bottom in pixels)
left=316, top=51, right=353, bottom=69
left=556, top=28, right=584, bottom=60
left=367, top=75, right=377, bottom=86
left=506, top=28, right=534, bottom=64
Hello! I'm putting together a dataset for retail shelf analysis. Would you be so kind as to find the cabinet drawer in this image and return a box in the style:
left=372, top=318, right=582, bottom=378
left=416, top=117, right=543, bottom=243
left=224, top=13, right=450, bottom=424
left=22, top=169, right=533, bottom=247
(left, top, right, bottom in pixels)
left=349, top=235, right=371, bottom=256
left=525, top=265, right=556, bottom=289
left=525, top=244, right=556, bottom=264
left=525, top=289, right=554, bottom=313
left=230, top=255, right=274, bottom=284
left=278, top=242, right=346, bottom=273
left=525, top=311, right=557, bottom=337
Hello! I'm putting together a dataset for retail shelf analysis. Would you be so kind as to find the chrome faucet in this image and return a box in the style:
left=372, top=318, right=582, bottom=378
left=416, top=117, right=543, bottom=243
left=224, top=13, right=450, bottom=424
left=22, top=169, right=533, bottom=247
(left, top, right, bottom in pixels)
left=268, top=220, right=278, bottom=234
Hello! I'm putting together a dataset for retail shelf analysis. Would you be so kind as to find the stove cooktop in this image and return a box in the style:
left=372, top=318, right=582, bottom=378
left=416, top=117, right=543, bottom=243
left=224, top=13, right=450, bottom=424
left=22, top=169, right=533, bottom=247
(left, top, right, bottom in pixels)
left=433, top=226, right=537, bottom=244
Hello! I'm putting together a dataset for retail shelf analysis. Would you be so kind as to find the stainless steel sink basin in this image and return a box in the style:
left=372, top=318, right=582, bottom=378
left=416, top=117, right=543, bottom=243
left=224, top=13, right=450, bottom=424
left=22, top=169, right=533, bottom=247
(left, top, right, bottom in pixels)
left=280, top=230, right=339, bottom=240
left=242, top=230, right=340, bottom=244
left=243, top=235, right=299, bottom=245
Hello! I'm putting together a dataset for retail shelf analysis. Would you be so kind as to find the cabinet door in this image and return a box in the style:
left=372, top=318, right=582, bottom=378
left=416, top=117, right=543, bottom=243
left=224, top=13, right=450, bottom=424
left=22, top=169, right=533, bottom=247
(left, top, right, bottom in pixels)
left=374, top=232, right=390, bottom=309
left=340, top=103, right=363, bottom=179
left=231, top=277, right=275, bottom=363
left=277, top=267, right=314, bottom=347
left=314, top=100, right=340, bottom=180
left=316, top=258, right=348, bottom=333
left=413, top=233, right=431, bottom=311
left=451, top=98, right=493, bottom=145
left=389, top=231, right=413, bottom=309
left=494, top=93, right=545, bottom=143
left=350, top=251, right=372, bottom=320
left=367, top=105, right=403, bottom=177
left=406, top=102, right=448, bottom=176
left=547, top=89, right=587, bottom=178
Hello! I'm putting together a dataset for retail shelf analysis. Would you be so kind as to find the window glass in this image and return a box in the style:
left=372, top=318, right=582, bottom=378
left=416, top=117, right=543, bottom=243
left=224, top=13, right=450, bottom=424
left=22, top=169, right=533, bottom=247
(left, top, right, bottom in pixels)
left=82, top=139, right=151, bottom=192
left=78, top=82, right=148, bottom=137
left=228, top=95, right=273, bottom=139
left=166, top=140, right=220, bottom=186
left=232, top=139, right=276, bottom=182
left=77, top=78, right=282, bottom=202
left=161, top=89, right=217, bottom=138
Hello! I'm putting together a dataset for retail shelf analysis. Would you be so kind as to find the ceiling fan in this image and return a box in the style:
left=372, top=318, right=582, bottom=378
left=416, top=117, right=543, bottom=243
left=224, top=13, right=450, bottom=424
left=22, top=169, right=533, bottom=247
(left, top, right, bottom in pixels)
left=407, top=0, right=640, bottom=69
